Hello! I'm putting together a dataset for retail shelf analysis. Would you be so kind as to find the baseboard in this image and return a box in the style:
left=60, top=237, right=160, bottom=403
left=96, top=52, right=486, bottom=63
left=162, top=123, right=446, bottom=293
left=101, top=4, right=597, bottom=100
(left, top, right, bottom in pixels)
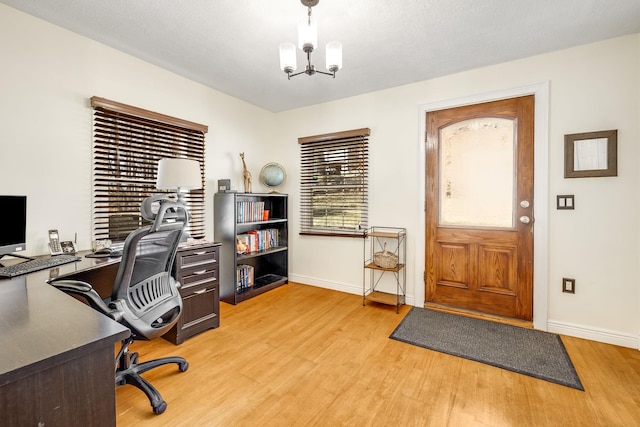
left=288, top=273, right=416, bottom=306
left=547, top=319, right=639, bottom=350
left=290, top=274, right=637, bottom=349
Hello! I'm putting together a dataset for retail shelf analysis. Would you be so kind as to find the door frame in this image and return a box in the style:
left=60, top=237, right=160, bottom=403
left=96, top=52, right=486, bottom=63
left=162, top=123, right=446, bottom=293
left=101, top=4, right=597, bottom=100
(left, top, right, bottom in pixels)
left=416, top=82, right=550, bottom=331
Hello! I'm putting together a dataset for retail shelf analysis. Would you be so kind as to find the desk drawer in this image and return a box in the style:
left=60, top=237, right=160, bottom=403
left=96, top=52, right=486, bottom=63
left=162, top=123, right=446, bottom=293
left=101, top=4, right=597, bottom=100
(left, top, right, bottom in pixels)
left=181, top=285, right=219, bottom=331
left=176, top=246, right=219, bottom=272
left=179, top=269, right=218, bottom=294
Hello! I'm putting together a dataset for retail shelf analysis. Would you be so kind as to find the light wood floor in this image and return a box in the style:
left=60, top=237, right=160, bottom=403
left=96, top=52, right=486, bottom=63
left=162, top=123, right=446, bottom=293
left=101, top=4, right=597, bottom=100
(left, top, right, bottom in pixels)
left=116, top=283, right=640, bottom=426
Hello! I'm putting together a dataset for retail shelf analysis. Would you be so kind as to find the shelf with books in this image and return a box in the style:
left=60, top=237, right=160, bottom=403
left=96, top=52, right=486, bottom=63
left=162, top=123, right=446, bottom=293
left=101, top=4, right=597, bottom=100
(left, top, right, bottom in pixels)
left=237, top=246, right=288, bottom=260
left=236, top=273, right=288, bottom=301
left=236, top=227, right=281, bottom=254
left=214, top=192, right=288, bottom=304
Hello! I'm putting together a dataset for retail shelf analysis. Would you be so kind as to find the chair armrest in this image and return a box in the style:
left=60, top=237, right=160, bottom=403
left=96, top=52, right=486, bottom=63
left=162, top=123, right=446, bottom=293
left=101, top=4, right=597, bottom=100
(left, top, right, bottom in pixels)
left=48, top=279, right=122, bottom=321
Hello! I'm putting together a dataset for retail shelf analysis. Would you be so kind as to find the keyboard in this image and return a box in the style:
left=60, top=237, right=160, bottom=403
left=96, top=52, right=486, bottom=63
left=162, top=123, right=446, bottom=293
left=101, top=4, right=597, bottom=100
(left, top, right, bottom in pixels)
left=0, top=254, right=81, bottom=278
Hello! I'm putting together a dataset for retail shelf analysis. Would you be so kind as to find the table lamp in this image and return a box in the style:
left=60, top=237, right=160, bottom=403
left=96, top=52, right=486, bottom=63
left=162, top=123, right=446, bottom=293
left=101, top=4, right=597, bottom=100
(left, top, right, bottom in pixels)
left=156, top=158, right=202, bottom=204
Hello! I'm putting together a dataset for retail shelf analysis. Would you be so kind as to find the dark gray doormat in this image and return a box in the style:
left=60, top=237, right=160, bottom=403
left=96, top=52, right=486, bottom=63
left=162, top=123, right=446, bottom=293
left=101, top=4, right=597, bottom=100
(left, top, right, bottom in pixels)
left=390, top=307, right=584, bottom=390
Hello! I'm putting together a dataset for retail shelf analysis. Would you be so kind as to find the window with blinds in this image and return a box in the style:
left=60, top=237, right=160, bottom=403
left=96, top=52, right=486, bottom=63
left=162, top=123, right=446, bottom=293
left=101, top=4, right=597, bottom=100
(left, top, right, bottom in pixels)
left=91, top=97, right=207, bottom=241
left=299, top=128, right=370, bottom=237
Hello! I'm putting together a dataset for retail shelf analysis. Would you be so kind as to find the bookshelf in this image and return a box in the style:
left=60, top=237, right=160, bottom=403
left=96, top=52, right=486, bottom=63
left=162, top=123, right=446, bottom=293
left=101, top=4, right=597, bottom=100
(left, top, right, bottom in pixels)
left=214, top=192, right=288, bottom=304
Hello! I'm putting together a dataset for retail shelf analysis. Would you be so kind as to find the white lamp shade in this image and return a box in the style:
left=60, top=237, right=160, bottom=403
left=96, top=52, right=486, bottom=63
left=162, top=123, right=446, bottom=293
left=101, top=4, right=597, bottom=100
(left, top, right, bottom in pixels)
left=326, top=41, right=343, bottom=71
left=156, top=158, right=202, bottom=192
left=279, top=42, right=297, bottom=72
left=298, top=19, right=318, bottom=51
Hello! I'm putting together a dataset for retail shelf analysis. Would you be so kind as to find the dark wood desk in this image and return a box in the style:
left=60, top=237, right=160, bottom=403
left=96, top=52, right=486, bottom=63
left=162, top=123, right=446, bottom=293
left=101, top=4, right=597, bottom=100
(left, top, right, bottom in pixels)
left=0, top=254, right=130, bottom=427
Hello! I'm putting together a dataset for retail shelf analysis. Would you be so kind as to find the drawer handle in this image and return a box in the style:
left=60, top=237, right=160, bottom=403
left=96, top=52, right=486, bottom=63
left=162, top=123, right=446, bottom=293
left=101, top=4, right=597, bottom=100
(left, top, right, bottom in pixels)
left=194, top=288, right=209, bottom=295
left=193, top=251, right=208, bottom=255
left=192, top=270, right=207, bottom=275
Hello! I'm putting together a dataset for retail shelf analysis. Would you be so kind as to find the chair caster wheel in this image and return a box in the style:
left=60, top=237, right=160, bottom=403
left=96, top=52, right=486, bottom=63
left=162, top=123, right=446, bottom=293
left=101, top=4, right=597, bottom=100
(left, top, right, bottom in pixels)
left=179, top=361, right=189, bottom=372
left=153, top=401, right=167, bottom=415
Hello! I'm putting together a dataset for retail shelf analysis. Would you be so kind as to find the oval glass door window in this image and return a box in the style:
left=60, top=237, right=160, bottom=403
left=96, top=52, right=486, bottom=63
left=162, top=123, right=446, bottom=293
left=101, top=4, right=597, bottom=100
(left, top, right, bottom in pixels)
left=439, top=117, right=515, bottom=228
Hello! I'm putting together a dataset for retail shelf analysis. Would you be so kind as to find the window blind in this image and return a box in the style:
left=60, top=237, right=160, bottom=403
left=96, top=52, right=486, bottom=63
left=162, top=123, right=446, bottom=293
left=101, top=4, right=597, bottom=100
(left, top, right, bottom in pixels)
left=299, top=128, right=370, bottom=237
left=91, top=97, right=207, bottom=241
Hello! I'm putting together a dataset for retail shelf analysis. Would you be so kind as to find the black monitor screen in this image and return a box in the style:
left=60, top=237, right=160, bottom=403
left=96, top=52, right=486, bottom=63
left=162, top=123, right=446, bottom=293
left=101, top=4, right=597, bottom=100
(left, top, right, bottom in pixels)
left=0, top=195, right=27, bottom=256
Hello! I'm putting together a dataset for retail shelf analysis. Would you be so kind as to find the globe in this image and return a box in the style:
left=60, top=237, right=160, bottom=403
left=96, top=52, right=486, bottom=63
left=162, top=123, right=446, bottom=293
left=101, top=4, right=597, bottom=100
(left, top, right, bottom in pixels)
left=260, top=163, right=286, bottom=188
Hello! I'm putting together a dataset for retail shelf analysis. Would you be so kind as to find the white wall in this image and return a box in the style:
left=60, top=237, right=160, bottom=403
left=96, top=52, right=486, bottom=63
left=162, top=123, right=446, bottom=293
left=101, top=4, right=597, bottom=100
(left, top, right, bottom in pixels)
left=280, top=34, right=640, bottom=348
left=1, top=4, right=638, bottom=348
left=0, top=4, right=276, bottom=253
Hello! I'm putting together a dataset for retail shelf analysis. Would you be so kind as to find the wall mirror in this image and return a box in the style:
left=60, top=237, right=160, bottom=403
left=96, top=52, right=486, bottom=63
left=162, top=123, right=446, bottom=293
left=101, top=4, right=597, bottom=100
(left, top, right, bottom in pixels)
left=564, top=129, right=617, bottom=178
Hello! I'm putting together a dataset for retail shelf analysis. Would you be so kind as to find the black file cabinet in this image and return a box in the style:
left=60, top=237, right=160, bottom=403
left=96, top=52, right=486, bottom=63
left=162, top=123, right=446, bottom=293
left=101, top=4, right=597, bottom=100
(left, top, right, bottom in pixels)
left=163, top=242, right=221, bottom=345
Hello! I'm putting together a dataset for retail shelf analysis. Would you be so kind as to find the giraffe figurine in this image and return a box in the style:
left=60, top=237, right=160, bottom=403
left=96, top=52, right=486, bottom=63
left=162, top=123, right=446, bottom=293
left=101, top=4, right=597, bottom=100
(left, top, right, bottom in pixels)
left=240, top=152, right=252, bottom=193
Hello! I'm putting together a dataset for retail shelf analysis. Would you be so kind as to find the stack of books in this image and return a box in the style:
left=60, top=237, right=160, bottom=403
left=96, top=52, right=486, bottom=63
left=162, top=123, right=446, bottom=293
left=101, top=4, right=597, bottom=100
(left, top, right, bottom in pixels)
left=236, top=264, right=254, bottom=291
left=237, top=201, right=266, bottom=223
left=236, top=228, right=279, bottom=254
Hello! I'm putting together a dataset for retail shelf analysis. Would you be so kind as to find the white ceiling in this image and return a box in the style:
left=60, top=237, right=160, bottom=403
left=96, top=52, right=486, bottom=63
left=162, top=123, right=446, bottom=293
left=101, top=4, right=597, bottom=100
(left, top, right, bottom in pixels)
left=3, top=0, right=640, bottom=112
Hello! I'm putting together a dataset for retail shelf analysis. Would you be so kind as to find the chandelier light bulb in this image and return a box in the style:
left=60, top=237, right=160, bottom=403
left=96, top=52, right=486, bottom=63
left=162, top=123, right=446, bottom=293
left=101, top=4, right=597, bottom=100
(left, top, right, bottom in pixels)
left=279, top=43, right=297, bottom=73
left=298, top=19, right=318, bottom=52
left=326, top=41, right=342, bottom=72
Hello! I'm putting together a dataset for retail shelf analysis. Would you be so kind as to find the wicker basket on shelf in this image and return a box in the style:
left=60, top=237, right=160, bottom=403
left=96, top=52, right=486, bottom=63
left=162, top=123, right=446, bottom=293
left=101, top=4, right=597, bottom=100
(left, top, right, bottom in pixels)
left=373, top=242, right=398, bottom=268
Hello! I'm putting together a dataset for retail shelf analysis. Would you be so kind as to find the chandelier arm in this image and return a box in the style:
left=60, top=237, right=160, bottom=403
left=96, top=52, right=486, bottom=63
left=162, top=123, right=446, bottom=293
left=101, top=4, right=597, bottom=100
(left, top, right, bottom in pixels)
left=287, top=69, right=335, bottom=79
left=287, top=70, right=307, bottom=79
left=314, top=70, right=336, bottom=78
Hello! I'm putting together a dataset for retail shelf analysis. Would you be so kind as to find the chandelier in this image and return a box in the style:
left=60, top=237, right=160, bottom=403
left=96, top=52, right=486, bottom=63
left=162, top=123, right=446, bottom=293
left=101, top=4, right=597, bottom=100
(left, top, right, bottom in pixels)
left=278, top=0, right=343, bottom=79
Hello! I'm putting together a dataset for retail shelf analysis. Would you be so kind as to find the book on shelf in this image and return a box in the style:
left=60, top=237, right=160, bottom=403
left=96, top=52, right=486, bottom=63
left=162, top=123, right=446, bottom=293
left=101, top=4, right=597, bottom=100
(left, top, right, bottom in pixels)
left=236, top=264, right=254, bottom=291
left=236, top=201, right=266, bottom=223
left=236, top=228, right=279, bottom=254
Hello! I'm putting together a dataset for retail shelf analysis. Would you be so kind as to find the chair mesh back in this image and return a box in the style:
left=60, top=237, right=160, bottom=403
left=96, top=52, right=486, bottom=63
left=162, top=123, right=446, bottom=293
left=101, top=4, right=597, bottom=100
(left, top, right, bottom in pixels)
left=114, top=226, right=183, bottom=319
left=129, top=230, right=181, bottom=288
left=128, top=273, right=173, bottom=312
left=109, top=197, right=188, bottom=340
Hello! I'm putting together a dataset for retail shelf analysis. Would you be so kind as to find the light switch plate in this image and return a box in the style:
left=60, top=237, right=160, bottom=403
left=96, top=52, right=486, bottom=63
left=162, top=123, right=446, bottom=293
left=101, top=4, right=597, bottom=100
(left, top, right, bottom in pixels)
left=562, top=278, right=575, bottom=293
left=557, top=195, right=575, bottom=210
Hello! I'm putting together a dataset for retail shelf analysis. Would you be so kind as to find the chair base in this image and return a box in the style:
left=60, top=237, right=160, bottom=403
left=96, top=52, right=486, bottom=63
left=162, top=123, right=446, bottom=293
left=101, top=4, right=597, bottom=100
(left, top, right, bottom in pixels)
left=116, top=338, right=189, bottom=415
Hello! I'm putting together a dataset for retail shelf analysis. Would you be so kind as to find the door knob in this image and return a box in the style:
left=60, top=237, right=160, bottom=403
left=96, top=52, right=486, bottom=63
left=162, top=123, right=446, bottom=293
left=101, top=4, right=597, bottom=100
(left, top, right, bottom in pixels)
left=519, top=215, right=531, bottom=224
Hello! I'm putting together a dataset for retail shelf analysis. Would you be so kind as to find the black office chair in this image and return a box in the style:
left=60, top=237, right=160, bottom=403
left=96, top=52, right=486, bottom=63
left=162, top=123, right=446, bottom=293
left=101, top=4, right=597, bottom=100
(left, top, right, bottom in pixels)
left=50, top=196, right=189, bottom=415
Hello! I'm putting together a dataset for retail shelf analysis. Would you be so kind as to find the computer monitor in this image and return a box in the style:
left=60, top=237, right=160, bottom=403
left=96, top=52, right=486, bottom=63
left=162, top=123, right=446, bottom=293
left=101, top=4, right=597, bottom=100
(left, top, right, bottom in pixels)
left=0, top=195, right=29, bottom=261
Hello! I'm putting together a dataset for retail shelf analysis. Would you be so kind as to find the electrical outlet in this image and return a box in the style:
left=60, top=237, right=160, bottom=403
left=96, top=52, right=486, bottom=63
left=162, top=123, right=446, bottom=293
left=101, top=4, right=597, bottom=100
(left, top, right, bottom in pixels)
left=562, top=278, right=575, bottom=293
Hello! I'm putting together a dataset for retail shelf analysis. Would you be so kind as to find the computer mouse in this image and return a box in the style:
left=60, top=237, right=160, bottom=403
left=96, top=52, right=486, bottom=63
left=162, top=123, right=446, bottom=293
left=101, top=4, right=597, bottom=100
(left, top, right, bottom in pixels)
left=94, top=248, right=112, bottom=255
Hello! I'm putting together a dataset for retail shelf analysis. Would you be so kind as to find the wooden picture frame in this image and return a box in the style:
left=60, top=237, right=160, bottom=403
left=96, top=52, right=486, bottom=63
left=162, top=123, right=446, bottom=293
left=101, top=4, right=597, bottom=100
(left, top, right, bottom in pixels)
left=564, top=130, right=617, bottom=178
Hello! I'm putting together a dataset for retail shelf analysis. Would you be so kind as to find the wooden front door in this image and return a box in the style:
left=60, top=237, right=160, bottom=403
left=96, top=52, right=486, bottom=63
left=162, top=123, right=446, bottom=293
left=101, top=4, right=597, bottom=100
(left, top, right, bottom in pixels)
left=425, top=96, right=534, bottom=320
